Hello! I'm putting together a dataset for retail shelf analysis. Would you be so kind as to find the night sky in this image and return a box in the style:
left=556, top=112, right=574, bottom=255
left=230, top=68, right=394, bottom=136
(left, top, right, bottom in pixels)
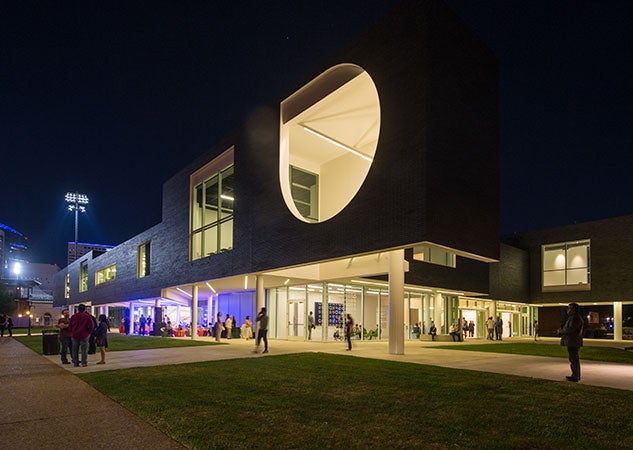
left=2, top=1, right=632, bottom=266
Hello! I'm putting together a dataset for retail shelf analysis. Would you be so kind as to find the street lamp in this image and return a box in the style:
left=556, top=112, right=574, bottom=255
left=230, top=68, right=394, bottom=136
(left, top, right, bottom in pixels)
left=18, top=310, right=32, bottom=336
left=65, top=192, right=89, bottom=263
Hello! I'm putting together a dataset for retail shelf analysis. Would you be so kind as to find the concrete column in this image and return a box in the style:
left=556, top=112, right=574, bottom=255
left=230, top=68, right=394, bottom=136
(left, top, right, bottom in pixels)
left=256, top=275, right=265, bottom=312
left=423, top=294, right=430, bottom=335
left=614, top=301, right=623, bottom=341
left=191, top=285, right=199, bottom=340
left=388, top=249, right=405, bottom=355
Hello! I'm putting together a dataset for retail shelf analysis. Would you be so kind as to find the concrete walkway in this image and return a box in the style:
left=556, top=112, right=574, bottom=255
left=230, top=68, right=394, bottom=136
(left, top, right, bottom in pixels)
left=44, top=336, right=633, bottom=391
left=2, top=335, right=632, bottom=449
left=0, top=337, right=184, bottom=450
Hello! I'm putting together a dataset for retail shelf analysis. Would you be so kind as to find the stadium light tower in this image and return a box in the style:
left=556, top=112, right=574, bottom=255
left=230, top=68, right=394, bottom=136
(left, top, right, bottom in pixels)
left=65, top=192, right=89, bottom=263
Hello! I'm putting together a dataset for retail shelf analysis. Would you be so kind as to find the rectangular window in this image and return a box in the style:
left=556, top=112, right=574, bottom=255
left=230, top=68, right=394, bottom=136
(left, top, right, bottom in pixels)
left=64, top=273, right=70, bottom=298
left=290, top=165, right=318, bottom=222
left=137, top=241, right=151, bottom=278
left=542, top=240, right=590, bottom=291
left=190, top=148, right=234, bottom=260
left=412, top=245, right=456, bottom=268
left=79, top=261, right=88, bottom=292
left=95, top=265, right=116, bottom=286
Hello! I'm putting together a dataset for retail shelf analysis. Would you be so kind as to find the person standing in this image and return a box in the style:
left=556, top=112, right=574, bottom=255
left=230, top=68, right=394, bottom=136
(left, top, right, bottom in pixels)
left=215, top=312, right=224, bottom=342
left=241, top=315, right=253, bottom=340
left=58, top=309, right=72, bottom=364
left=139, top=314, right=146, bottom=336
left=0, top=314, right=6, bottom=337
left=70, top=304, right=95, bottom=367
left=428, top=321, right=437, bottom=341
left=225, top=314, right=233, bottom=339
left=94, top=314, right=110, bottom=365
left=534, top=320, right=539, bottom=341
left=507, top=320, right=512, bottom=338
left=6, top=317, right=13, bottom=336
left=254, top=307, right=269, bottom=354
left=344, top=314, right=354, bottom=351
left=307, top=311, right=315, bottom=340
left=485, top=316, right=495, bottom=340
left=558, top=302, right=584, bottom=382
left=494, top=316, right=503, bottom=341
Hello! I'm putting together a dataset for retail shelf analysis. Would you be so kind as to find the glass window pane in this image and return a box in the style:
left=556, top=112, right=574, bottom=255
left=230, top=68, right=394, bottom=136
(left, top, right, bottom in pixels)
left=192, top=231, right=202, bottom=260
left=192, top=184, right=204, bottom=231
left=204, top=175, right=219, bottom=226
left=221, top=166, right=234, bottom=211
left=203, top=226, right=218, bottom=256
left=220, top=219, right=233, bottom=251
left=567, top=244, right=588, bottom=269
left=543, top=247, right=565, bottom=270
left=567, top=268, right=588, bottom=284
left=543, top=270, right=565, bottom=286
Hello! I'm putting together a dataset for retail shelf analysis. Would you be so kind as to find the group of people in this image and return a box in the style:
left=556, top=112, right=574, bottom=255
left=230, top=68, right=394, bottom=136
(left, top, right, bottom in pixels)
left=0, top=314, right=14, bottom=337
left=58, top=304, right=110, bottom=367
left=213, top=313, right=252, bottom=341
left=485, top=316, right=505, bottom=341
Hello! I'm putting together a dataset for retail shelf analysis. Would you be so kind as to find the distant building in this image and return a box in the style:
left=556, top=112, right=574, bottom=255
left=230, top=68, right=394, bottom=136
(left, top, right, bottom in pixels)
left=67, top=242, right=114, bottom=265
left=0, top=222, right=29, bottom=279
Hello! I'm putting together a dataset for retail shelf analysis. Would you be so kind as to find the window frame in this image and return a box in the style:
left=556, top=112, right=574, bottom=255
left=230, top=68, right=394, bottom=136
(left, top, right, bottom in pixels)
left=541, top=239, right=591, bottom=292
left=95, top=264, right=116, bottom=286
left=137, top=241, right=151, bottom=278
left=190, top=148, right=234, bottom=261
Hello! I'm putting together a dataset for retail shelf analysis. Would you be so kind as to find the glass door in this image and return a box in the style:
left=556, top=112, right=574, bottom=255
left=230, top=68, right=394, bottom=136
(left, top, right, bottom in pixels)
left=288, top=300, right=306, bottom=339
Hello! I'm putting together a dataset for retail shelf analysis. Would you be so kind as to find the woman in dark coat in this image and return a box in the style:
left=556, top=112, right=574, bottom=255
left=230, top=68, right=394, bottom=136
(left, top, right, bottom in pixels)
left=94, top=314, right=110, bottom=365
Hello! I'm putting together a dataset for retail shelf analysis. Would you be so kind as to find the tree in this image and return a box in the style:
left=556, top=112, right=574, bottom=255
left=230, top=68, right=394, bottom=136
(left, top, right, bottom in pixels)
left=0, top=288, right=17, bottom=316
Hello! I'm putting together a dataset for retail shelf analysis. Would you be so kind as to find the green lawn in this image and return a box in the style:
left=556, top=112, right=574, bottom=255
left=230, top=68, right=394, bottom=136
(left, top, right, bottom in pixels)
left=430, top=342, right=633, bottom=364
left=79, top=353, right=633, bottom=449
left=13, top=333, right=218, bottom=354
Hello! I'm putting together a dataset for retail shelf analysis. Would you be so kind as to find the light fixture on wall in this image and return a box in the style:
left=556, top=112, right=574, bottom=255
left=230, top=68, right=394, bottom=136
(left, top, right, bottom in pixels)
left=301, top=124, right=373, bottom=162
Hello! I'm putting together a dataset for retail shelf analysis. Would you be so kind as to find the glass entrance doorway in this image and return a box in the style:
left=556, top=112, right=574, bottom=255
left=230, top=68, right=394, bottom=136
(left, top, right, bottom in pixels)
left=288, top=300, right=305, bottom=339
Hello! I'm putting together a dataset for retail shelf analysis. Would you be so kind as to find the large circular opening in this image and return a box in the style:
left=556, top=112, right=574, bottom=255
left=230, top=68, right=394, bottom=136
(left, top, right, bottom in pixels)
left=280, top=64, right=380, bottom=223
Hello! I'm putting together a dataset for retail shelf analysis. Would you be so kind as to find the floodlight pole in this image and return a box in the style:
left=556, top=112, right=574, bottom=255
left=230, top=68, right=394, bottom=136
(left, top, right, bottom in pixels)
left=65, top=192, right=89, bottom=263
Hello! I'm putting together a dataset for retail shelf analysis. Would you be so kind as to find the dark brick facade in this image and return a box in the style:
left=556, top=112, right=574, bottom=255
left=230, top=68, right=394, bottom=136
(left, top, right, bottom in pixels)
left=509, top=214, right=633, bottom=304
left=54, top=1, right=499, bottom=307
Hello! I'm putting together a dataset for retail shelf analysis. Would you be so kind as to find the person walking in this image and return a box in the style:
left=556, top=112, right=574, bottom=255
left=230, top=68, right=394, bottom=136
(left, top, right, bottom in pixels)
left=58, top=309, right=72, bottom=364
left=558, top=302, right=584, bottom=382
left=94, top=314, right=110, bottom=365
left=344, top=314, right=354, bottom=351
left=70, top=304, right=95, bottom=367
left=0, top=314, right=6, bottom=337
left=254, top=307, right=269, bottom=354
left=6, top=316, right=13, bottom=336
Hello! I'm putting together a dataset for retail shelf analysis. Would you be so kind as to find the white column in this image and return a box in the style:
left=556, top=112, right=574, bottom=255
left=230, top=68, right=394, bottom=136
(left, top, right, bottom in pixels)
left=256, top=274, right=265, bottom=312
left=614, top=301, right=623, bottom=341
left=191, top=285, right=199, bottom=340
left=388, top=249, right=405, bottom=355
left=423, top=294, right=430, bottom=335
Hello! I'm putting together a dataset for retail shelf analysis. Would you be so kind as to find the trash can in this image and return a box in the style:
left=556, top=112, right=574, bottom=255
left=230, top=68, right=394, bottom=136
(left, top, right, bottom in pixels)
left=42, top=330, right=60, bottom=355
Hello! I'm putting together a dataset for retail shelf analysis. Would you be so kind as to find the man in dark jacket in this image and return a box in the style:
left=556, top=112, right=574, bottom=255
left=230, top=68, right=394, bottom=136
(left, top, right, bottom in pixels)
left=558, top=302, right=584, bottom=382
left=70, top=304, right=95, bottom=367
